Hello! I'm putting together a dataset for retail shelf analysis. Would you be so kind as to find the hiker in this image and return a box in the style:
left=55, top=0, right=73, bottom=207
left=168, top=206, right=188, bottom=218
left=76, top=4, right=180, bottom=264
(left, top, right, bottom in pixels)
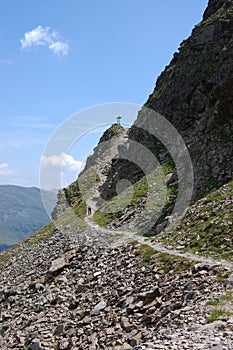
left=87, top=206, right=92, bottom=215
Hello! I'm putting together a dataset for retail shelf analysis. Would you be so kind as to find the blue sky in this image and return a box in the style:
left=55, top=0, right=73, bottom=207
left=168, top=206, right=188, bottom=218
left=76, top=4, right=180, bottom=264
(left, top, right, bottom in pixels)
left=0, top=0, right=208, bottom=189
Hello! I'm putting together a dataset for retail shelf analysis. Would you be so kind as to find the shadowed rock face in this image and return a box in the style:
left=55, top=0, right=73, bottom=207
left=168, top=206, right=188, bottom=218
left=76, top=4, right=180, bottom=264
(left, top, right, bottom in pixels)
left=132, top=0, right=233, bottom=198
left=100, top=0, right=233, bottom=205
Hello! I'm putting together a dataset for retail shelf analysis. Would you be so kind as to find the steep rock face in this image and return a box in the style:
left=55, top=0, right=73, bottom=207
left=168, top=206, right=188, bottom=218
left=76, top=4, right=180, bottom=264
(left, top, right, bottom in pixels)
left=99, top=0, right=233, bottom=214
left=131, top=0, right=233, bottom=198
left=52, top=124, right=128, bottom=220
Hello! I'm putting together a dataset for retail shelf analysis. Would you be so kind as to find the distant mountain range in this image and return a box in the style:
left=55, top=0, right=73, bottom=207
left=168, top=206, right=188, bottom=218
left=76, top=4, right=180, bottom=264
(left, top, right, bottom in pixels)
left=0, top=185, right=57, bottom=251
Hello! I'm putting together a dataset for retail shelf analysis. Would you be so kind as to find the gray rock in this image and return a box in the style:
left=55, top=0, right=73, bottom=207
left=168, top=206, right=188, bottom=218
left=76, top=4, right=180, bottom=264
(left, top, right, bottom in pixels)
left=92, top=300, right=107, bottom=314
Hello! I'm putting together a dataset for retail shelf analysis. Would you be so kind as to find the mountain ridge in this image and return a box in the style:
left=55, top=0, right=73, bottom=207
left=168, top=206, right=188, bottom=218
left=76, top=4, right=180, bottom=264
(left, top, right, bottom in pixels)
left=0, top=184, right=57, bottom=249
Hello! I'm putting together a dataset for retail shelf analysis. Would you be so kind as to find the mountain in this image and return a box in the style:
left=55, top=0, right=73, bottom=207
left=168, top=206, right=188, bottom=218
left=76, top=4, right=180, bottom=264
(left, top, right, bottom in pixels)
left=94, top=0, right=233, bottom=233
left=0, top=0, right=232, bottom=349
left=0, top=185, right=57, bottom=250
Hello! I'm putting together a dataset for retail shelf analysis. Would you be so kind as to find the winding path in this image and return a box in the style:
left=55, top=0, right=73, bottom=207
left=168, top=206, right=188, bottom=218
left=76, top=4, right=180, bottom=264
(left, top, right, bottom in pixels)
left=84, top=214, right=233, bottom=271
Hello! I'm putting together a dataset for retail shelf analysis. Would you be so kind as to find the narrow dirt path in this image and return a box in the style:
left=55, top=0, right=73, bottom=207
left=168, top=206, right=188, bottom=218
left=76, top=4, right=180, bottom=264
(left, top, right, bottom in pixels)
left=84, top=215, right=233, bottom=270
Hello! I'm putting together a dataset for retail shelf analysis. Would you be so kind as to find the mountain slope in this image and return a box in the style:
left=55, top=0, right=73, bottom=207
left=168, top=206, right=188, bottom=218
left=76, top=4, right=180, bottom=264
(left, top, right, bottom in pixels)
left=0, top=1, right=232, bottom=349
left=0, top=185, right=57, bottom=248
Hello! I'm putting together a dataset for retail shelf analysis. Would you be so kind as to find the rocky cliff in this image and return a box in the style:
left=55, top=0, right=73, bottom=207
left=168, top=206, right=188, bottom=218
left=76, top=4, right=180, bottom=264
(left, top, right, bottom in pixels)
left=96, top=0, right=233, bottom=233
left=141, top=0, right=233, bottom=197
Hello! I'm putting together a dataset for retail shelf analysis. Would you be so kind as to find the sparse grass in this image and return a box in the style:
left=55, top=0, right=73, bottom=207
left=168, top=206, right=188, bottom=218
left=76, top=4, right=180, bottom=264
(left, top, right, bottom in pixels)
left=207, top=309, right=231, bottom=323
left=156, top=252, right=194, bottom=275
left=25, top=222, right=55, bottom=245
left=131, top=241, right=195, bottom=272
left=93, top=211, right=120, bottom=227
left=206, top=300, right=221, bottom=306
left=73, top=201, right=87, bottom=220
left=154, top=180, right=233, bottom=260
left=220, top=291, right=233, bottom=302
left=94, top=169, right=167, bottom=229
left=161, top=158, right=175, bottom=175
left=216, top=271, right=231, bottom=283
left=134, top=244, right=157, bottom=262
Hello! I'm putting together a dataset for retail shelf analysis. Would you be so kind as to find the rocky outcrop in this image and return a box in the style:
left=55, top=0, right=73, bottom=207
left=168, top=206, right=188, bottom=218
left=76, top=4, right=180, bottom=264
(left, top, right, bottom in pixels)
left=132, top=0, right=233, bottom=198
left=52, top=124, right=128, bottom=221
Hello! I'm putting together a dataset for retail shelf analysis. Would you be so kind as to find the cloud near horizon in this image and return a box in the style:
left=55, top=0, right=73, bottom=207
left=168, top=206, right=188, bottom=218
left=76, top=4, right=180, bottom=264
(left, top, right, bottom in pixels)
left=41, top=152, right=82, bottom=172
left=20, top=25, right=69, bottom=57
left=0, top=163, right=14, bottom=175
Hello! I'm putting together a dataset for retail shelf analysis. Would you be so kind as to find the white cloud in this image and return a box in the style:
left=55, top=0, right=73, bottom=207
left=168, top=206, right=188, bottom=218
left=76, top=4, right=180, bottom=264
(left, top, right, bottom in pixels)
left=49, top=41, right=69, bottom=56
left=0, top=163, right=13, bottom=175
left=20, top=25, right=69, bottom=57
left=41, top=152, right=82, bottom=172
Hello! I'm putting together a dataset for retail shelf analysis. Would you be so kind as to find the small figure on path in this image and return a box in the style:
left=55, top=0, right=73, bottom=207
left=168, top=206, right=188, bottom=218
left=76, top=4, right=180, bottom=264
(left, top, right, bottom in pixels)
left=87, top=206, right=92, bottom=216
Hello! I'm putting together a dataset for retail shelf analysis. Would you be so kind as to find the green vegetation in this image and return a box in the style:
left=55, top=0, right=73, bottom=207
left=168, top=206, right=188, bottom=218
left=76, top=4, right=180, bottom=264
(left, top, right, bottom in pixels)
left=220, top=291, right=233, bottom=302
left=154, top=180, right=233, bottom=260
left=206, top=300, right=221, bottom=306
left=93, top=211, right=118, bottom=227
left=108, top=123, right=123, bottom=135
left=64, top=180, right=87, bottom=221
left=206, top=289, right=233, bottom=324
left=134, top=243, right=157, bottom=262
left=24, top=222, right=55, bottom=245
left=94, top=169, right=167, bottom=230
left=131, top=241, right=195, bottom=273
left=207, top=309, right=231, bottom=324
left=216, top=271, right=231, bottom=283
left=202, top=6, right=233, bottom=27
left=161, top=158, right=175, bottom=175
left=156, top=252, right=194, bottom=275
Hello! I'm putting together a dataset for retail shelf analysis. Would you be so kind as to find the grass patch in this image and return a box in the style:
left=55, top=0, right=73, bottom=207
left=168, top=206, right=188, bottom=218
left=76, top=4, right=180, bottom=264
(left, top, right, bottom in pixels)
left=134, top=244, right=157, bottom=262
left=25, top=222, right=55, bottom=245
left=155, top=180, right=233, bottom=260
left=161, top=158, right=175, bottom=175
left=93, top=211, right=120, bottom=227
left=206, top=300, right=221, bottom=306
left=94, top=168, right=167, bottom=230
left=73, top=201, right=87, bottom=220
left=220, top=291, right=233, bottom=302
left=131, top=241, right=195, bottom=273
left=207, top=309, right=231, bottom=323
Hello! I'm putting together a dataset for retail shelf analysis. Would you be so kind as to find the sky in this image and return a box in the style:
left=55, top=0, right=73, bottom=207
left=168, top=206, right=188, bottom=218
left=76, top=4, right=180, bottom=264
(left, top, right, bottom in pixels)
left=0, top=0, right=208, bottom=190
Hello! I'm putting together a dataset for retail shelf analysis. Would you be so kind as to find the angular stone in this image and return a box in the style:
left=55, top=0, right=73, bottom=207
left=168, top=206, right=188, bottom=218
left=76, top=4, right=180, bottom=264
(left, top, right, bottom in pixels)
left=92, top=300, right=107, bottom=314
left=49, top=257, right=66, bottom=273
left=121, top=316, right=132, bottom=331
left=54, top=324, right=65, bottom=336
left=55, top=275, right=68, bottom=284
left=140, top=287, right=160, bottom=304
left=30, top=340, right=42, bottom=350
